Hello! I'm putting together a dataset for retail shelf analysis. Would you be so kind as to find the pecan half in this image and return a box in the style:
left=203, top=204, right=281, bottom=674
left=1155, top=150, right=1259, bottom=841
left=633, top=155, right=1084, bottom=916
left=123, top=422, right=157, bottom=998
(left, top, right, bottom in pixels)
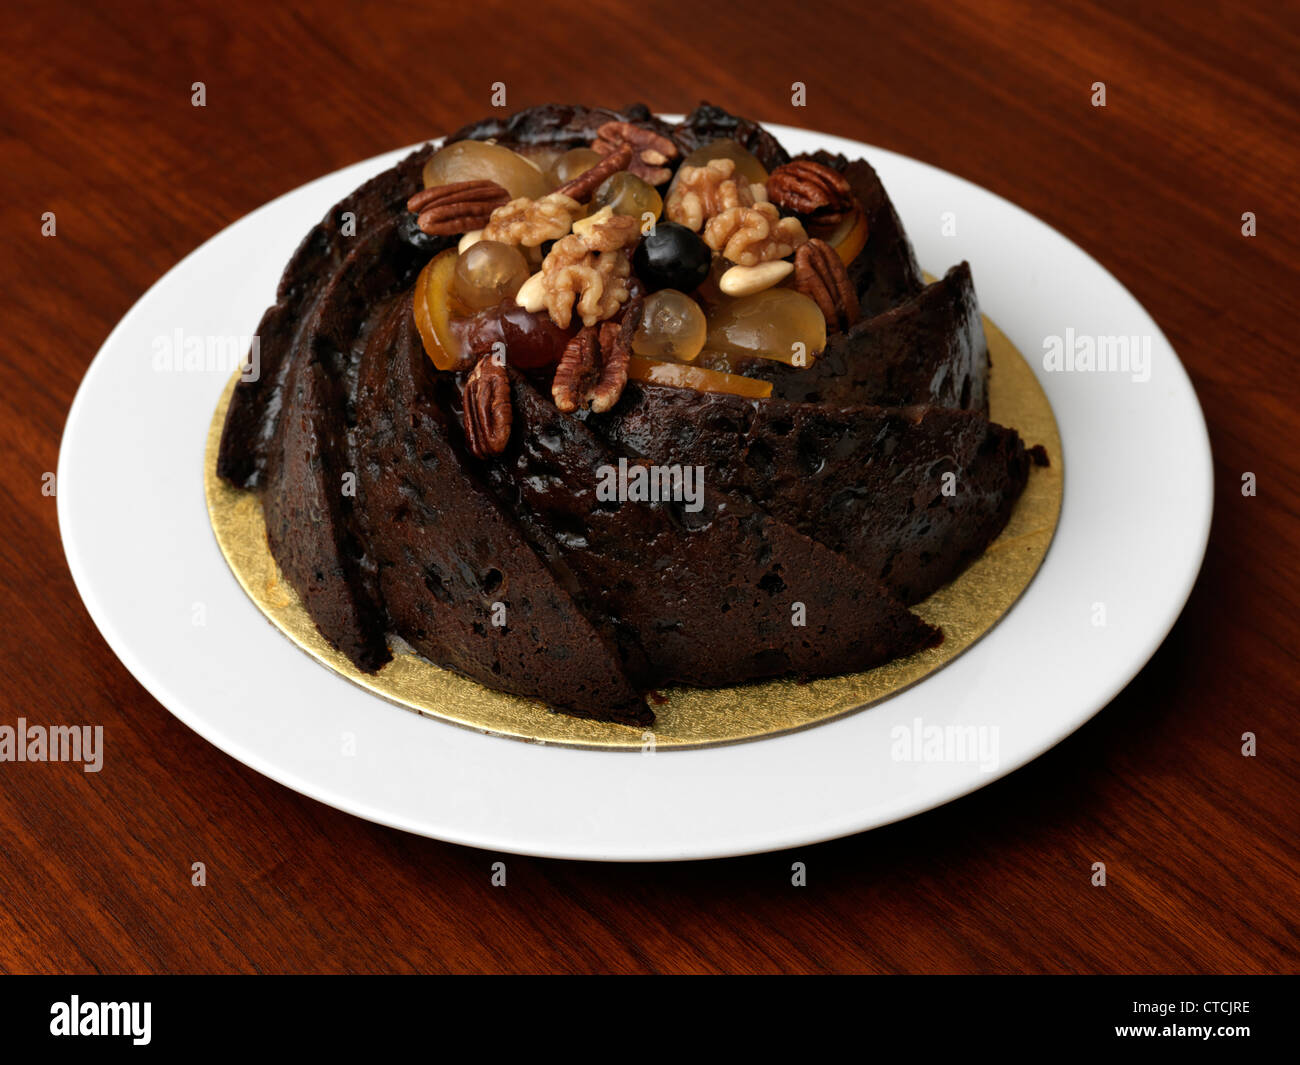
left=592, top=121, right=679, bottom=186
left=793, top=239, right=859, bottom=333
left=767, top=161, right=855, bottom=236
left=463, top=354, right=512, bottom=458
left=552, top=327, right=599, bottom=413
left=407, top=180, right=511, bottom=236
left=552, top=297, right=639, bottom=413
left=592, top=307, right=635, bottom=413
left=554, top=144, right=633, bottom=201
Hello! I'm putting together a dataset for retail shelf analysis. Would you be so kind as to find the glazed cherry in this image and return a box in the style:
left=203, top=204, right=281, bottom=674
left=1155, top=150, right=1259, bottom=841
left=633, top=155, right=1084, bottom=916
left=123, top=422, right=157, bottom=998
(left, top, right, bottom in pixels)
left=456, top=301, right=574, bottom=369
left=631, top=221, right=711, bottom=293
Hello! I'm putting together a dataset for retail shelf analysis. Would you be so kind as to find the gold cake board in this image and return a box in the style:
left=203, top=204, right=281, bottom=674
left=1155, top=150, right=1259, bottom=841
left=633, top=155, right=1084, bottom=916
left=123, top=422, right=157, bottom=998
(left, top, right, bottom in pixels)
left=205, top=314, right=1062, bottom=750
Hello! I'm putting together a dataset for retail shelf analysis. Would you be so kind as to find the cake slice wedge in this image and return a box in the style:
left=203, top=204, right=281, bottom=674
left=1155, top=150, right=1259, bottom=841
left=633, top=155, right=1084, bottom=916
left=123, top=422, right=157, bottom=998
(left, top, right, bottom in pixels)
left=589, top=383, right=1038, bottom=605
left=461, top=370, right=940, bottom=690
left=353, top=296, right=649, bottom=724
left=750, top=263, right=987, bottom=412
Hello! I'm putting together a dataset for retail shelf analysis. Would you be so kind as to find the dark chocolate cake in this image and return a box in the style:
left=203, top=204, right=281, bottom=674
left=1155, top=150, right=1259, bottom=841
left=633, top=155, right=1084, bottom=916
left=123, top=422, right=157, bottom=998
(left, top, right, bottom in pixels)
left=217, top=103, right=1046, bottom=725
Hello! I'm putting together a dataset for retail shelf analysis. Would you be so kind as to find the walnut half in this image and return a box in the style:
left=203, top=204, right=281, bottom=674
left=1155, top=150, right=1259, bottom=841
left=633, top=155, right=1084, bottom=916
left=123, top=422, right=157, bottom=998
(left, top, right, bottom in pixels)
left=664, top=158, right=754, bottom=233
left=704, top=201, right=808, bottom=267
left=538, top=234, right=632, bottom=329
left=482, top=192, right=581, bottom=247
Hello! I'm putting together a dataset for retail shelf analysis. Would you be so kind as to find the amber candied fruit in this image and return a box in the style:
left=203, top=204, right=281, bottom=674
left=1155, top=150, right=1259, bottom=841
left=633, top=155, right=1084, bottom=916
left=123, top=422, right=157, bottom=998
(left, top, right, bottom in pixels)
left=703, top=288, right=826, bottom=365
left=422, top=140, right=550, bottom=201
left=546, top=147, right=604, bottom=188
left=625, top=355, right=773, bottom=398
left=592, top=171, right=662, bottom=224
left=632, top=290, right=707, bottom=363
left=413, top=249, right=468, bottom=371
left=453, top=240, right=530, bottom=311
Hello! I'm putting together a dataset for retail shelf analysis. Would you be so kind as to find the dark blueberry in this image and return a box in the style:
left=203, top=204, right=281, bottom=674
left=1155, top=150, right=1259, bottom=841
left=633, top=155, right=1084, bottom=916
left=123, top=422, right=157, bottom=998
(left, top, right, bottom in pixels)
left=632, top=221, right=712, bottom=292
left=397, top=209, right=447, bottom=253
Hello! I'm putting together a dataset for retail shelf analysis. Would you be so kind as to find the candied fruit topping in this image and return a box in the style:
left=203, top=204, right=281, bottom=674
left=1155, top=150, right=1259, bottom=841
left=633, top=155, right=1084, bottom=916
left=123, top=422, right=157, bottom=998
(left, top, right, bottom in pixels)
left=704, top=288, right=826, bottom=365
left=454, top=240, right=530, bottom=311
left=423, top=140, right=550, bottom=201
left=625, top=355, right=773, bottom=399
left=632, top=290, right=707, bottom=363
left=591, top=171, right=663, bottom=225
left=546, top=147, right=604, bottom=189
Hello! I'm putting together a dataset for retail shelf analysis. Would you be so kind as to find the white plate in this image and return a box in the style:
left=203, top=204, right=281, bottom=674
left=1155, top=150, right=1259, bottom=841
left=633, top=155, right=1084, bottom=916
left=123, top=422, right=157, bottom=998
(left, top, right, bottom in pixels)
left=58, top=122, right=1212, bottom=861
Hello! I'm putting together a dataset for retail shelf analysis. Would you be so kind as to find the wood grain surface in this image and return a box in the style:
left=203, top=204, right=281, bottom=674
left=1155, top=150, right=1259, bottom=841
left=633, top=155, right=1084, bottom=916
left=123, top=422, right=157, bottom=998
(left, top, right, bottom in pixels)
left=2, top=0, right=1296, bottom=974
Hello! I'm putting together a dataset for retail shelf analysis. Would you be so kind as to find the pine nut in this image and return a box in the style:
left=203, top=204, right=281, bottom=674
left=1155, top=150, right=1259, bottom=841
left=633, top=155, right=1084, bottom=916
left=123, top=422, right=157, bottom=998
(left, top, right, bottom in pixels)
left=719, top=259, right=794, bottom=297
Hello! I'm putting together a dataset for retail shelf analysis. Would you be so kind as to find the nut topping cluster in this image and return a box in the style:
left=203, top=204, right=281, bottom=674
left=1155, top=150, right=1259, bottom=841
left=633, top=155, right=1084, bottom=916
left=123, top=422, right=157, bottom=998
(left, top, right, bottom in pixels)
left=408, top=113, right=871, bottom=426
left=704, top=201, right=808, bottom=267
left=477, top=177, right=640, bottom=330
left=665, top=158, right=808, bottom=266
left=664, top=158, right=754, bottom=232
left=533, top=234, right=632, bottom=329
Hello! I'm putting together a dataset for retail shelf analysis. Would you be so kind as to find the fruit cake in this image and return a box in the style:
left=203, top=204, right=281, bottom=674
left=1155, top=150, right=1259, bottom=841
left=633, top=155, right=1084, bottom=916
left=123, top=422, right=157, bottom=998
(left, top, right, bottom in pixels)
left=217, top=102, right=1046, bottom=725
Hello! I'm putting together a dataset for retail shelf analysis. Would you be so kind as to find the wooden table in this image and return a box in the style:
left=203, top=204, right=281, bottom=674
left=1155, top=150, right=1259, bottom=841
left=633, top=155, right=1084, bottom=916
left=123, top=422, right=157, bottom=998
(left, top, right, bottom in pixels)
left=3, top=0, right=1295, bottom=974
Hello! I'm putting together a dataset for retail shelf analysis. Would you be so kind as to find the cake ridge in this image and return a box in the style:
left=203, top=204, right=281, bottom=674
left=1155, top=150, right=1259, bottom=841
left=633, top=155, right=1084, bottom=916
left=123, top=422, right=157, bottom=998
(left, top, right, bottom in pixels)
left=473, top=369, right=940, bottom=688
left=353, top=294, right=649, bottom=721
